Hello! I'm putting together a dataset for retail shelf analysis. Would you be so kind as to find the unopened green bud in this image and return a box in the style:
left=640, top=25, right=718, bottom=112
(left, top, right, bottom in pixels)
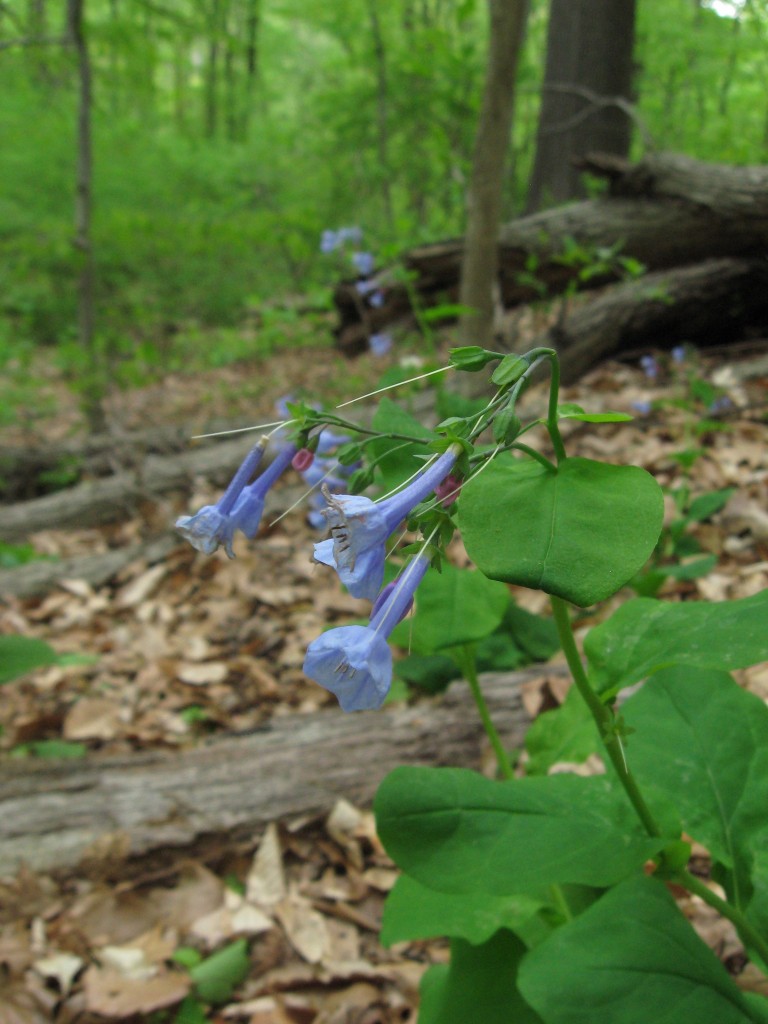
left=449, top=346, right=500, bottom=372
left=347, top=466, right=376, bottom=494
left=492, top=408, right=522, bottom=445
left=491, top=354, right=529, bottom=387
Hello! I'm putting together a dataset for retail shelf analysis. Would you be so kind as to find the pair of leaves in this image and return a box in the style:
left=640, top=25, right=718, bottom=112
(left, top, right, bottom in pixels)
left=413, top=880, right=768, bottom=1024
left=459, top=456, right=664, bottom=607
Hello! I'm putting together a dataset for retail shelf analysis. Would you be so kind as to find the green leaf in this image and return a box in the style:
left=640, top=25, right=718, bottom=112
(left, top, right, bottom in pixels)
left=685, top=486, right=735, bottom=524
left=381, top=873, right=544, bottom=946
left=524, top=686, right=600, bottom=775
left=419, top=931, right=543, bottom=1024
left=370, top=397, right=432, bottom=493
left=189, top=939, right=250, bottom=1004
left=585, top=590, right=768, bottom=695
left=12, top=740, right=87, bottom=760
left=0, top=635, right=61, bottom=685
left=374, top=767, right=665, bottom=895
left=557, top=403, right=633, bottom=423
left=389, top=562, right=509, bottom=653
left=459, top=456, right=664, bottom=607
left=518, top=876, right=768, bottom=1024
left=173, top=995, right=210, bottom=1024
left=622, top=667, right=768, bottom=919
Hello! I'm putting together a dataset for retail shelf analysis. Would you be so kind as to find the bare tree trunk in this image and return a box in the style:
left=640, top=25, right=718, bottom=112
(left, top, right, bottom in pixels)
left=241, top=0, right=259, bottom=136
left=526, top=0, right=637, bottom=211
left=67, top=0, right=106, bottom=434
left=204, top=0, right=221, bottom=137
left=457, top=0, right=529, bottom=349
left=367, top=0, right=395, bottom=233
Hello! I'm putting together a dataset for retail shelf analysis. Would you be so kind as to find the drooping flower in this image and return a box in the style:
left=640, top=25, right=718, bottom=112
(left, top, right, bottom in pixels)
left=229, top=442, right=298, bottom=540
left=314, top=446, right=459, bottom=600
left=303, top=551, right=430, bottom=711
left=175, top=438, right=267, bottom=557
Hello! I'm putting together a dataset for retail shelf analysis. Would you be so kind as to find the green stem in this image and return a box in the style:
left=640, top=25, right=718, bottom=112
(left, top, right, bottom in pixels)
left=552, top=595, right=768, bottom=972
left=509, top=443, right=557, bottom=473
left=549, top=595, right=662, bottom=838
left=678, top=869, right=768, bottom=971
left=544, top=352, right=567, bottom=462
left=453, top=644, right=514, bottom=780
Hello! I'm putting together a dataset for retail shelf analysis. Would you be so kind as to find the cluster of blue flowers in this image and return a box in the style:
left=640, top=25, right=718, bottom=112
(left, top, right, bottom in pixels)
left=320, top=225, right=392, bottom=357
left=175, top=432, right=460, bottom=711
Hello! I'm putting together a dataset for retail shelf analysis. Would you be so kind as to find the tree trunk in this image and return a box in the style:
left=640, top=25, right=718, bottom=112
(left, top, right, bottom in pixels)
left=68, top=0, right=106, bottom=434
left=526, top=0, right=637, bottom=211
left=457, top=0, right=529, bottom=349
left=0, top=669, right=544, bottom=877
left=367, top=0, right=394, bottom=233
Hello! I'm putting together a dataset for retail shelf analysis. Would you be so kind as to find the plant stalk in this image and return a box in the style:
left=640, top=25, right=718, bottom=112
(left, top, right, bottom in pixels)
left=454, top=645, right=514, bottom=780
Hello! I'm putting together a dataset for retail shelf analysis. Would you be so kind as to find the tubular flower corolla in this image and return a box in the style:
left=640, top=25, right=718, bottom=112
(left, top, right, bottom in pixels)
left=303, top=551, right=430, bottom=711
left=229, top=443, right=298, bottom=540
left=313, top=445, right=459, bottom=601
left=175, top=438, right=267, bottom=557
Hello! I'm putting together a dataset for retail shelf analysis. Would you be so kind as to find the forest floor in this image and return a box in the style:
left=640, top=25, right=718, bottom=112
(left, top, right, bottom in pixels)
left=0, top=332, right=767, bottom=1022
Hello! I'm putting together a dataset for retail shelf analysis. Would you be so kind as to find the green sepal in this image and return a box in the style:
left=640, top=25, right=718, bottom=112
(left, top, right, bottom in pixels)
left=492, top=407, right=522, bottom=445
left=448, top=346, right=501, bottom=372
left=334, top=441, right=364, bottom=466
left=491, top=354, right=529, bottom=387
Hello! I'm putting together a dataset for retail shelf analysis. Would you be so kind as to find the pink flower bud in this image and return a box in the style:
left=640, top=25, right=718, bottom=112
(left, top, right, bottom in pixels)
left=435, top=474, right=462, bottom=508
left=292, top=448, right=315, bottom=472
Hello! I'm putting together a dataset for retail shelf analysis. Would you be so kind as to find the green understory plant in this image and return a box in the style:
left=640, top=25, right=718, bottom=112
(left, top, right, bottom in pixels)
left=175, top=344, right=768, bottom=1022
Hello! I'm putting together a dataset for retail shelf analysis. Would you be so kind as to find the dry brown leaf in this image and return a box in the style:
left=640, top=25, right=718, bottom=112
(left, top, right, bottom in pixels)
left=276, top=892, right=331, bottom=964
left=33, top=951, right=84, bottom=995
left=115, top=563, right=168, bottom=608
left=177, top=661, right=230, bottom=685
left=63, top=697, right=124, bottom=741
left=247, top=823, right=287, bottom=907
left=83, top=965, right=190, bottom=1016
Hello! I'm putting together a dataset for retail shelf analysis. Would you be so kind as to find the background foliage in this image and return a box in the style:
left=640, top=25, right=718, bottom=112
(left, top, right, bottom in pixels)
left=0, top=0, right=766, bottom=382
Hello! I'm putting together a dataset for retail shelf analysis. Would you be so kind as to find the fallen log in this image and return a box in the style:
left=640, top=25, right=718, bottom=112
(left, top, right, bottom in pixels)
left=0, top=435, right=264, bottom=544
left=0, top=419, right=251, bottom=503
left=333, top=153, right=768, bottom=358
left=0, top=669, right=548, bottom=877
left=551, top=258, right=768, bottom=383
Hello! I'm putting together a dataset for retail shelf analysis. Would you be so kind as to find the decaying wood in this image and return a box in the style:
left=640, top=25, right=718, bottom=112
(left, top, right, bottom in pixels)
left=333, top=153, right=768, bottom=359
left=551, top=258, right=768, bottom=383
left=0, top=669, right=549, bottom=877
left=0, top=435, right=263, bottom=544
left=0, top=420, right=256, bottom=503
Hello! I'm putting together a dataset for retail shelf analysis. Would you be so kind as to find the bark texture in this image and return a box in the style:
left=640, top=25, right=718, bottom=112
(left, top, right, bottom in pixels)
left=333, top=153, right=768, bottom=372
left=526, top=0, right=636, bottom=210
left=0, top=669, right=547, bottom=877
left=457, top=0, right=529, bottom=348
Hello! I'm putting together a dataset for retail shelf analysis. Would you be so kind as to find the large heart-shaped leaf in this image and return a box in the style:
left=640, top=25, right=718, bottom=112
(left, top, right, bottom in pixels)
left=419, top=930, right=542, bottom=1024
left=518, top=876, right=768, bottom=1024
left=585, top=590, right=768, bottom=694
left=623, top=666, right=768, bottom=927
left=459, top=456, right=663, bottom=607
left=374, top=767, right=665, bottom=895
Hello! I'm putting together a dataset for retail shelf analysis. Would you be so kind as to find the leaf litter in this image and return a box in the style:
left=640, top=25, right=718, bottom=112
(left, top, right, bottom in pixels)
left=0, top=341, right=766, bottom=1020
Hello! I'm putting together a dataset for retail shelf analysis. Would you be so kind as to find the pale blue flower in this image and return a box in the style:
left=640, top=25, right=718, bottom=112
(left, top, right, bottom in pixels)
left=230, top=443, right=297, bottom=539
left=320, top=230, right=338, bottom=254
left=304, top=552, right=430, bottom=711
left=352, top=251, right=375, bottom=276
left=369, top=332, right=392, bottom=357
left=314, top=447, right=458, bottom=600
left=671, top=345, right=686, bottom=364
left=175, top=439, right=267, bottom=557
left=631, top=400, right=652, bottom=417
left=640, top=355, right=659, bottom=380
left=369, top=290, right=385, bottom=308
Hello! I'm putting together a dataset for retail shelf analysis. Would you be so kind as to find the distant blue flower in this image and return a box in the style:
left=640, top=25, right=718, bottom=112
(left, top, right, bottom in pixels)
left=671, top=345, right=686, bottom=364
left=640, top=355, right=659, bottom=380
left=369, top=290, right=385, bottom=308
left=338, top=225, right=363, bottom=245
left=175, top=438, right=267, bottom=557
left=229, top=443, right=298, bottom=539
left=352, top=251, right=375, bottom=276
left=314, top=446, right=458, bottom=600
left=320, top=230, right=338, bottom=254
left=303, top=551, right=430, bottom=711
left=355, top=280, right=375, bottom=295
left=708, top=395, right=733, bottom=414
left=631, top=401, right=652, bottom=417
left=369, top=332, right=393, bottom=357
